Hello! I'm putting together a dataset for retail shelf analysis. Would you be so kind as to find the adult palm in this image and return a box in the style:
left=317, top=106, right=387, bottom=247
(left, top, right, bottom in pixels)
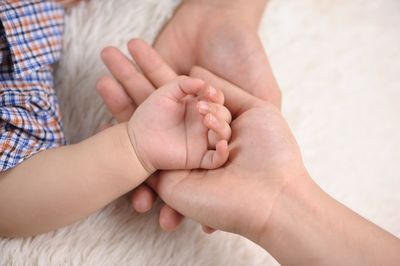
left=98, top=41, right=302, bottom=234
left=98, top=5, right=283, bottom=227
left=154, top=1, right=281, bottom=107
left=146, top=66, right=304, bottom=240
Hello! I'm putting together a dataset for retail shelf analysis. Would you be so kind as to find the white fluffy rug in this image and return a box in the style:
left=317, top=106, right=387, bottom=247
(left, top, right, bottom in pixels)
left=1, top=0, right=399, bottom=265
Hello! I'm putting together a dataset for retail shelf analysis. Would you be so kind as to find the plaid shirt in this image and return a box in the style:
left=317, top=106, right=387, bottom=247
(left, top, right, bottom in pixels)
left=0, top=0, right=66, bottom=172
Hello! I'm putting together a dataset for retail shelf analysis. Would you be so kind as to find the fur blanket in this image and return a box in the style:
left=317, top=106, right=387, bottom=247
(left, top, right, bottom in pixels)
left=1, top=0, right=399, bottom=265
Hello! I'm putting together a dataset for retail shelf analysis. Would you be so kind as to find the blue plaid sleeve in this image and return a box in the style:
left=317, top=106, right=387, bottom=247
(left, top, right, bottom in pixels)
left=0, top=0, right=66, bottom=172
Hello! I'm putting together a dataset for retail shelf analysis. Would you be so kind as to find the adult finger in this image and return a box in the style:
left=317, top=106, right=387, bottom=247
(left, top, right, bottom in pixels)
left=146, top=170, right=188, bottom=231
left=96, top=76, right=136, bottom=122
left=159, top=205, right=184, bottom=232
left=131, top=185, right=157, bottom=213
left=128, top=39, right=177, bottom=88
left=148, top=170, right=227, bottom=231
left=101, top=46, right=155, bottom=105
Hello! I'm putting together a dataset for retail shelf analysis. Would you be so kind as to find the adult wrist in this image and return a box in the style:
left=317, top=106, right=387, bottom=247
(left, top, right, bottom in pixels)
left=232, top=167, right=310, bottom=245
left=255, top=171, right=355, bottom=265
left=246, top=170, right=320, bottom=261
left=253, top=169, right=400, bottom=265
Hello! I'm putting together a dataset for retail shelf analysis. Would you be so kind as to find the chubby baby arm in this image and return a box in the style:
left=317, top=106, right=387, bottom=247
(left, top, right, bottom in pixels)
left=128, top=76, right=231, bottom=172
left=0, top=123, right=149, bottom=237
left=0, top=76, right=230, bottom=237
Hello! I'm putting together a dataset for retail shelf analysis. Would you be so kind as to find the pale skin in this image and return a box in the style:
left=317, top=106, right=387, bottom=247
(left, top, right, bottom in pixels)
left=32, top=0, right=276, bottom=233
left=106, top=0, right=281, bottom=223
left=8, top=0, right=398, bottom=263
left=0, top=76, right=231, bottom=237
left=98, top=41, right=400, bottom=265
left=153, top=0, right=280, bottom=104
left=59, top=0, right=281, bottom=232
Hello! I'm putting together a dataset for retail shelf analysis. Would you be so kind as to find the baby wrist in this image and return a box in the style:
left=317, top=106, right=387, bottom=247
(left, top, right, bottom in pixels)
left=89, top=123, right=151, bottom=189
left=126, top=124, right=156, bottom=176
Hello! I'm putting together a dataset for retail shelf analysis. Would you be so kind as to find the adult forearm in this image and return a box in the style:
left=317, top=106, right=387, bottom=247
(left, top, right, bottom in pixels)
left=257, top=176, right=400, bottom=265
left=0, top=123, right=148, bottom=237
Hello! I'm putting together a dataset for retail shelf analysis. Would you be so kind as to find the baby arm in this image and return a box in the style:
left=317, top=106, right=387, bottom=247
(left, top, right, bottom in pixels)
left=0, top=76, right=230, bottom=237
left=0, top=123, right=148, bottom=237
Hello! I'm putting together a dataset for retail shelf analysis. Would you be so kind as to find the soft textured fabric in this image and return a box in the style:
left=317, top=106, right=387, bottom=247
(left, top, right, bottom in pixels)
left=0, top=0, right=399, bottom=265
left=0, top=0, right=65, bottom=171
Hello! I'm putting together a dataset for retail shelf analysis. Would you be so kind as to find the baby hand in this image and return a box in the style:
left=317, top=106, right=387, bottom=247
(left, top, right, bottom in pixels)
left=197, top=81, right=232, bottom=150
left=128, top=76, right=231, bottom=173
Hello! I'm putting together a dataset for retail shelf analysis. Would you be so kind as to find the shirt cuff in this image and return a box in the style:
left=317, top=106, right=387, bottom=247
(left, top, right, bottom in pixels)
left=0, top=85, right=66, bottom=172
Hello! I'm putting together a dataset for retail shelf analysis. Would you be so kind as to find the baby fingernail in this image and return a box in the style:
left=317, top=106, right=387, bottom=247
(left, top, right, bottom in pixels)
left=208, top=86, right=216, bottom=97
left=198, top=101, right=209, bottom=113
left=208, top=113, right=219, bottom=126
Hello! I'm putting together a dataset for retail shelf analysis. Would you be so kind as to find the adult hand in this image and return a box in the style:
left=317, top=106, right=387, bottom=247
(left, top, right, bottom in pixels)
left=154, top=0, right=281, bottom=107
left=145, top=65, right=305, bottom=241
left=97, top=43, right=400, bottom=265
left=96, top=36, right=283, bottom=232
left=98, top=41, right=305, bottom=236
left=139, top=68, right=400, bottom=266
left=98, top=16, right=282, bottom=229
left=130, top=0, right=282, bottom=229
